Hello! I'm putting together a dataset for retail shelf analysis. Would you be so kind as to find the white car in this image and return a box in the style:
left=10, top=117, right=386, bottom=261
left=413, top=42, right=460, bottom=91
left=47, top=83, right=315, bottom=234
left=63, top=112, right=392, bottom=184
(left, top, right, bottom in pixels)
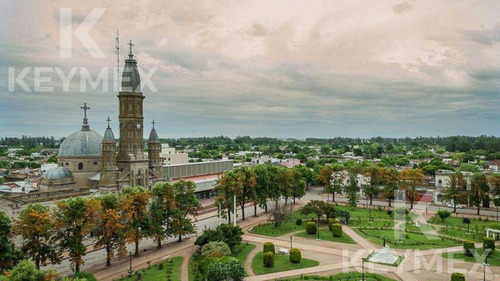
left=447, top=203, right=463, bottom=209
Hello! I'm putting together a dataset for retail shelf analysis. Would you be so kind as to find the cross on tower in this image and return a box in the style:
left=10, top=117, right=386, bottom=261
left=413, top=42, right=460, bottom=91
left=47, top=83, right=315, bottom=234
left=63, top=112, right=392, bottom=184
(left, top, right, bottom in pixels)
left=81, top=103, right=90, bottom=119
left=128, top=40, right=134, bottom=56
left=152, top=119, right=156, bottom=129
left=106, top=117, right=111, bottom=127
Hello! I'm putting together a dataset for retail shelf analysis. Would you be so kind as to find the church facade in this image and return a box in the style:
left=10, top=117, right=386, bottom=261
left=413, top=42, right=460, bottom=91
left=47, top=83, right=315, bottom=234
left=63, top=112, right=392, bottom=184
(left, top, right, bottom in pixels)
left=44, top=42, right=164, bottom=192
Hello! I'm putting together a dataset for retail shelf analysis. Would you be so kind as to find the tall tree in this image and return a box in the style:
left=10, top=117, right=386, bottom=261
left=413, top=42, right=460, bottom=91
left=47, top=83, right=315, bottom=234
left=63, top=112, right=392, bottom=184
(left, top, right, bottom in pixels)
left=317, top=165, right=334, bottom=201
left=470, top=173, right=490, bottom=215
left=149, top=182, right=175, bottom=249
left=363, top=166, right=382, bottom=205
left=381, top=168, right=399, bottom=207
left=331, top=164, right=345, bottom=202
left=399, top=168, right=424, bottom=209
left=53, top=197, right=99, bottom=273
left=345, top=171, right=358, bottom=207
left=122, top=186, right=150, bottom=257
left=214, top=171, right=238, bottom=224
left=444, top=172, right=466, bottom=213
left=489, top=173, right=500, bottom=196
left=0, top=212, right=20, bottom=273
left=288, top=169, right=306, bottom=204
left=94, top=193, right=127, bottom=266
left=172, top=180, right=202, bottom=242
left=253, top=164, right=270, bottom=215
left=294, top=165, right=313, bottom=190
left=14, top=204, right=59, bottom=269
left=233, top=166, right=257, bottom=220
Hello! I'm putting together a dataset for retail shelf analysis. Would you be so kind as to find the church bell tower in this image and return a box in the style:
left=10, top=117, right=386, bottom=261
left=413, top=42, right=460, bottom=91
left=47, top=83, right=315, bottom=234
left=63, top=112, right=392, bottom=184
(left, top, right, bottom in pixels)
left=116, top=40, right=150, bottom=188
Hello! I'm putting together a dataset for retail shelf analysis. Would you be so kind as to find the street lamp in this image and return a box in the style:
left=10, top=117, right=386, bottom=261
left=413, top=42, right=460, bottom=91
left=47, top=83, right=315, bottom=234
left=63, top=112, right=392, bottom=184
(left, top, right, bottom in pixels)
left=369, top=208, right=372, bottom=224
left=398, top=225, right=402, bottom=243
left=316, top=222, right=320, bottom=240
left=362, top=258, right=366, bottom=281
left=128, top=252, right=133, bottom=276
left=290, top=236, right=293, bottom=249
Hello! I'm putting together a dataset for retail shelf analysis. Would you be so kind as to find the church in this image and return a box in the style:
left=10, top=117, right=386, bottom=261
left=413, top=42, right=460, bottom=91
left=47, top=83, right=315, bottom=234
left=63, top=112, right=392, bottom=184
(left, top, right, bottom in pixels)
left=40, top=42, right=164, bottom=193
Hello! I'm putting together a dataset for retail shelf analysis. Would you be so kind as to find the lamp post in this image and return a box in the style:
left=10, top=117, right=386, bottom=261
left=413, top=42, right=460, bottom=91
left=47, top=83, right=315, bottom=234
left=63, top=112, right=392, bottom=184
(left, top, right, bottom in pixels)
left=362, top=258, right=366, bottom=281
left=290, top=236, right=293, bottom=249
left=128, top=252, right=133, bottom=276
left=233, top=194, right=237, bottom=227
left=369, top=208, right=372, bottom=224
left=317, top=221, right=320, bottom=240
left=399, top=225, right=402, bottom=243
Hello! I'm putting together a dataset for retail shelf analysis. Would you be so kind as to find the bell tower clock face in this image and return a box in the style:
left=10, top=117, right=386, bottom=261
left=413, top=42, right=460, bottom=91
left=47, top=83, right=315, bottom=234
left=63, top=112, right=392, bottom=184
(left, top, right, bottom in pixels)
left=136, top=123, right=141, bottom=129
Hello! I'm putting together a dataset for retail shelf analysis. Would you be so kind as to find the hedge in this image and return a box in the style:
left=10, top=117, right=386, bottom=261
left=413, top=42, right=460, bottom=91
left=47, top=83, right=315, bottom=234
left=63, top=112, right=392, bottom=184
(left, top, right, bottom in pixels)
left=296, top=218, right=303, bottom=225
left=289, top=248, right=301, bottom=264
left=263, top=242, right=275, bottom=254
left=332, top=223, right=342, bottom=238
left=484, top=237, right=495, bottom=253
left=263, top=251, right=274, bottom=268
left=328, top=218, right=335, bottom=231
left=450, top=272, right=465, bottom=281
left=306, top=221, right=317, bottom=235
left=463, top=241, right=475, bottom=257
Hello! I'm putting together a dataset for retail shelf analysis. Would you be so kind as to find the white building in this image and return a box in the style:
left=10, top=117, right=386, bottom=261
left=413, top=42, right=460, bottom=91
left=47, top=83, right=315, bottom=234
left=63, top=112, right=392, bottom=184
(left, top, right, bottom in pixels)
left=160, top=144, right=188, bottom=165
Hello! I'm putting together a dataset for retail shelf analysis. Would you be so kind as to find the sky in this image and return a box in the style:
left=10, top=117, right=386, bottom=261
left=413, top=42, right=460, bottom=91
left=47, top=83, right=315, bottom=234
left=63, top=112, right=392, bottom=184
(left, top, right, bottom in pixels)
left=0, top=0, right=499, bottom=139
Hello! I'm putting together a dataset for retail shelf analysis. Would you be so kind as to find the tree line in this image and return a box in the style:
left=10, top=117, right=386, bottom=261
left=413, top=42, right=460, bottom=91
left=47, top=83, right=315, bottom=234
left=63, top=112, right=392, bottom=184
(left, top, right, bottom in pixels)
left=0, top=180, right=201, bottom=275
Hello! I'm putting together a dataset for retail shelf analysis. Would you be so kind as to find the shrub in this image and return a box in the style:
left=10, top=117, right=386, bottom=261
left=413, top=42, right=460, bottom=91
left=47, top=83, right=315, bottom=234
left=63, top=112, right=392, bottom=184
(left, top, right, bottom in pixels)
left=450, top=272, right=465, bottom=281
left=205, top=256, right=245, bottom=281
left=263, top=242, right=275, bottom=254
left=263, top=251, right=274, bottom=268
left=296, top=218, right=303, bottom=225
left=387, top=210, right=393, bottom=216
left=483, top=237, right=495, bottom=253
left=195, top=224, right=243, bottom=250
left=463, top=241, right=475, bottom=257
left=74, top=272, right=97, bottom=281
left=306, top=221, right=317, bottom=235
left=328, top=218, right=335, bottom=231
left=201, top=241, right=232, bottom=258
left=437, top=210, right=452, bottom=222
left=289, top=248, right=301, bottom=263
left=332, top=223, right=342, bottom=238
left=158, top=262, right=164, bottom=270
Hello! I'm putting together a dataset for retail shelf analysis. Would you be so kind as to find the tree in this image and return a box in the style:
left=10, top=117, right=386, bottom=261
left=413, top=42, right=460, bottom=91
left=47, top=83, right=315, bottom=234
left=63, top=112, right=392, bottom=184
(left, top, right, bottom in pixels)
left=266, top=201, right=291, bottom=228
left=149, top=182, right=175, bottom=249
left=437, top=210, right=451, bottom=223
left=214, top=171, right=238, bottom=224
left=0, top=212, right=20, bottom=273
left=444, top=172, right=466, bottom=213
left=195, top=224, right=243, bottom=250
left=330, top=164, right=345, bottom=202
left=470, top=173, right=489, bottom=215
left=363, top=166, right=382, bottom=205
left=233, top=166, right=257, bottom=220
left=205, top=257, right=245, bottom=281
left=122, top=186, right=150, bottom=257
left=301, top=200, right=327, bottom=222
left=4, top=260, right=58, bottom=281
left=253, top=164, right=271, bottom=214
left=489, top=173, right=500, bottom=196
left=13, top=204, right=59, bottom=269
left=287, top=169, right=306, bottom=204
left=399, top=168, right=424, bottom=209
left=318, top=166, right=334, bottom=201
left=52, top=197, right=99, bottom=273
left=294, top=165, right=313, bottom=190
left=93, top=193, right=127, bottom=266
left=201, top=241, right=231, bottom=258
left=171, top=180, right=202, bottom=242
left=381, top=168, right=398, bottom=207
left=345, top=171, right=358, bottom=207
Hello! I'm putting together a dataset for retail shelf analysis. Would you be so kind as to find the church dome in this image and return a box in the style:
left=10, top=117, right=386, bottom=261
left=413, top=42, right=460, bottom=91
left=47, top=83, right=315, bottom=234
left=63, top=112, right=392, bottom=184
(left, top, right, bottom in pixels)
left=103, top=127, right=115, bottom=141
left=59, top=129, right=103, bottom=156
left=148, top=128, right=159, bottom=142
left=121, top=40, right=141, bottom=92
left=42, top=166, right=72, bottom=180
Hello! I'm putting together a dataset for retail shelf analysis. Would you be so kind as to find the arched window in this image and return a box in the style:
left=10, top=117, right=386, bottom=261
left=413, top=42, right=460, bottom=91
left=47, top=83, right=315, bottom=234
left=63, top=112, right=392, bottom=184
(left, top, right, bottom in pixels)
left=78, top=163, right=83, bottom=170
left=93, top=162, right=98, bottom=165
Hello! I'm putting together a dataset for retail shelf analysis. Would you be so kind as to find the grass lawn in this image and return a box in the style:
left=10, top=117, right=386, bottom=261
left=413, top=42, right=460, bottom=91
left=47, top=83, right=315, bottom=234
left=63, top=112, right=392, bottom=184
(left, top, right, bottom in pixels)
left=430, top=216, right=499, bottom=230
left=232, top=242, right=257, bottom=264
left=437, top=226, right=485, bottom=242
left=250, top=221, right=305, bottom=237
left=442, top=249, right=500, bottom=266
left=354, top=228, right=461, bottom=249
left=251, top=251, right=319, bottom=275
left=277, top=271, right=397, bottom=281
left=120, top=256, right=183, bottom=281
left=295, top=228, right=356, bottom=244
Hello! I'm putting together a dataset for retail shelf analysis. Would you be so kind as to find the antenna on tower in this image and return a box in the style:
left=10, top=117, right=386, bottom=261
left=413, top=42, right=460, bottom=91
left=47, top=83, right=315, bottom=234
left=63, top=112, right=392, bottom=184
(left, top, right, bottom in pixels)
left=115, top=30, right=120, bottom=76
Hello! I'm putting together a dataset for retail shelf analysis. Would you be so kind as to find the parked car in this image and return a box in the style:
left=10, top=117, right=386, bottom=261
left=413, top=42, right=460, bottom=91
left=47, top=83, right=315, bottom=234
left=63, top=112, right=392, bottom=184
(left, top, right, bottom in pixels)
left=447, top=203, right=463, bottom=209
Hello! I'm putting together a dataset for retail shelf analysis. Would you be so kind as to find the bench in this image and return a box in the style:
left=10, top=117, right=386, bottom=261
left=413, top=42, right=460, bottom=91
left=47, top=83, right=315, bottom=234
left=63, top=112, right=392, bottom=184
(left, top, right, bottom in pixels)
left=278, top=248, right=289, bottom=255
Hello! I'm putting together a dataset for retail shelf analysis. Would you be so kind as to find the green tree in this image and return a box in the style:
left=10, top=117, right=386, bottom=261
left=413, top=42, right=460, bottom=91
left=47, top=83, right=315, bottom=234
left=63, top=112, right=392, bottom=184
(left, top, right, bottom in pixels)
left=122, top=186, right=150, bottom=257
left=4, top=260, right=58, bottom=281
left=0, top=212, right=21, bottom=273
left=294, top=165, right=313, bottom=190
left=172, top=180, right=202, bottom=242
left=437, top=210, right=451, bottom=223
left=253, top=164, right=270, bottom=213
left=444, top=172, right=466, bottom=213
left=53, top=197, right=99, bottom=273
left=399, top=168, right=424, bottom=209
left=345, top=172, right=358, bottom=207
left=470, top=173, right=490, bottom=215
left=381, top=168, right=398, bottom=207
left=318, top=165, right=334, bottom=201
left=149, top=182, right=175, bottom=249
left=205, top=257, right=245, bottom=281
left=14, top=204, right=59, bottom=269
left=301, top=200, right=326, bottom=222
left=233, top=166, right=257, bottom=220
left=363, top=166, right=382, bottom=205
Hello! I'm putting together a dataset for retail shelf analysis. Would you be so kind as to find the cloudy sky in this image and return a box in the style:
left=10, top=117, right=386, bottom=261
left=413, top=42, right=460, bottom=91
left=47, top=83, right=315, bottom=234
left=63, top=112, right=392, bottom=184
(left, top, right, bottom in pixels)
left=0, top=0, right=499, bottom=139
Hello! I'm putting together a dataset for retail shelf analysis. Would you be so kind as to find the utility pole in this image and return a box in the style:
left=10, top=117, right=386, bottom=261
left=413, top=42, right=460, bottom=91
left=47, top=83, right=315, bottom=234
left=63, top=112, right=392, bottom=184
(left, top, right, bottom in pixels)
left=233, top=194, right=237, bottom=226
